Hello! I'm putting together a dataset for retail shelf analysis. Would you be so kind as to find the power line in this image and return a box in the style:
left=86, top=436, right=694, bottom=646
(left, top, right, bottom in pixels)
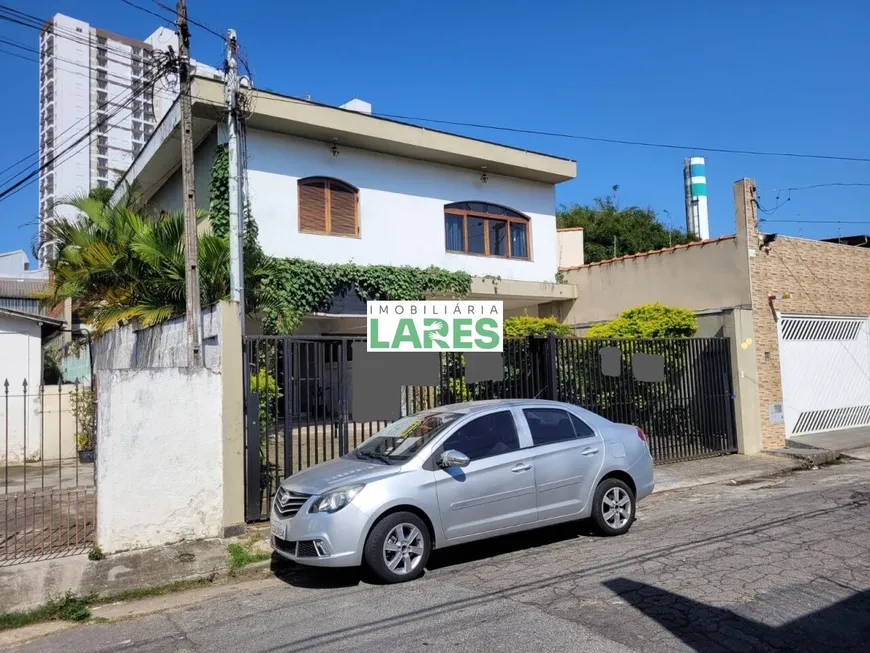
left=0, top=67, right=169, bottom=203
left=184, top=83, right=870, bottom=165
left=149, top=0, right=225, bottom=41
left=0, top=45, right=35, bottom=62
left=369, top=111, right=870, bottom=163
left=761, top=219, right=870, bottom=225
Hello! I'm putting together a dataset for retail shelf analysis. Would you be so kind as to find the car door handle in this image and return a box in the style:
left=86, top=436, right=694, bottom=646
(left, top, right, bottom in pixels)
left=581, top=448, right=600, bottom=456
left=511, top=463, right=532, bottom=472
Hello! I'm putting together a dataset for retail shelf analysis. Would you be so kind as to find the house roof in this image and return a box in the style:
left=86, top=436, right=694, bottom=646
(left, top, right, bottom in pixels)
left=559, top=235, right=737, bottom=271
left=0, top=277, right=48, bottom=298
left=0, top=306, right=63, bottom=326
left=821, top=235, right=870, bottom=247
left=111, top=76, right=577, bottom=206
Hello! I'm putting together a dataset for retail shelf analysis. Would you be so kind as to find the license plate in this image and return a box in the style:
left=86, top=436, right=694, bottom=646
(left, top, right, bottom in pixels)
left=271, top=519, right=286, bottom=540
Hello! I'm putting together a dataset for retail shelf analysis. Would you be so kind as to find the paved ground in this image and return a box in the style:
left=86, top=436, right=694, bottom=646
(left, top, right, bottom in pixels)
left=5, top=460, right=870, bottom=653
left=792, top=425, right=870, bottom=452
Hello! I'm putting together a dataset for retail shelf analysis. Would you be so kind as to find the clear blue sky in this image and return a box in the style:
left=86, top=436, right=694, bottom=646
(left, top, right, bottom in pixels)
left=1, top=1, right=868, bottom=263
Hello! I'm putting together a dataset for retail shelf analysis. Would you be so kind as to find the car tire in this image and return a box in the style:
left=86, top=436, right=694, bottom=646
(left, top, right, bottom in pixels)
left=591, top=478, right=636, bottom=536
left=364, top=511, right=431, bottom=584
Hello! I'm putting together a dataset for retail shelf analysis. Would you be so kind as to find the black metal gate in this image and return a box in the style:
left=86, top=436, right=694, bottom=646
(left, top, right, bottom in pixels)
left=243, top=335, right=737, bottom=521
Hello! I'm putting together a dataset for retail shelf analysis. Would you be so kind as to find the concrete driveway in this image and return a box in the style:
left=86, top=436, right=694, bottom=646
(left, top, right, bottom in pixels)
left=6, top=460, right=870, bottom=652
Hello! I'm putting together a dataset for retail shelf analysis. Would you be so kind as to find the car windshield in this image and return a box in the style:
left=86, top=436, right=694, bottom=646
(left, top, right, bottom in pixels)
left=352, top=412, right=461, bottom=463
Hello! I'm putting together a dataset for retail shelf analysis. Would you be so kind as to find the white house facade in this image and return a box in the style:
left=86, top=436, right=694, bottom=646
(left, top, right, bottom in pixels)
left=114, top=77, right=581, bottom=329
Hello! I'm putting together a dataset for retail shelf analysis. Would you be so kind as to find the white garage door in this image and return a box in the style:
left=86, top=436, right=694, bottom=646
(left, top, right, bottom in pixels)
left=778, top=314, right=870, bottom=438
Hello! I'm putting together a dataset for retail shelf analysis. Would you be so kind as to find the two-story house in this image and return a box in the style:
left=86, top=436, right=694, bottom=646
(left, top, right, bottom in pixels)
left=110, top=77, right=580, bottom=335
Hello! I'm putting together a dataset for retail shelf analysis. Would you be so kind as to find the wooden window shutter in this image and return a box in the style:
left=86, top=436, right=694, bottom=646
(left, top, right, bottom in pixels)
left=329, top=182, right=357, bottom=235
left=299, top=180, right=327, bottom=232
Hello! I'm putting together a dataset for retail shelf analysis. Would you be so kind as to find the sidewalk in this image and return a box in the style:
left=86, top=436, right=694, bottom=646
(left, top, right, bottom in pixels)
left=653, top=453, right=806, bottom=493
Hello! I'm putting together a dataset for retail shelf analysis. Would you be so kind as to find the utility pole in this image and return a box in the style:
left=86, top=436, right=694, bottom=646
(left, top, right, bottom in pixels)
left=177, top=0, right=202, bottom=366
left=225, top=29, right=244, bottom=309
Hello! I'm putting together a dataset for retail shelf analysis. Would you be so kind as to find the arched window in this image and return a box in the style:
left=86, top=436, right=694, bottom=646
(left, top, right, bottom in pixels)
left=444, top=202, right=530, bottom=260
left=298, top=177, right=359, bottom=237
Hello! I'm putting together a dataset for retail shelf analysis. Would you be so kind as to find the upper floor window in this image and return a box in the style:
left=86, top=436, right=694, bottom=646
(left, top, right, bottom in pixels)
left=298, top=177, right=359, bottom=237
left=444, top=202, right=530, bottom=260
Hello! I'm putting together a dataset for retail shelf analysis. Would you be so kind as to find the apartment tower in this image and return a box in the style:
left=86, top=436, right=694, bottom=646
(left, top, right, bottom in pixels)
left=37, top=14, right=220, bottom=264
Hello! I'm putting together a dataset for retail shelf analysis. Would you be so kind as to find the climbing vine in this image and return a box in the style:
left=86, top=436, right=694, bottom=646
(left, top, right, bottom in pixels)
left=258, top=259, right=471, bottom=334
left=208, top=145, right=472, bottom=335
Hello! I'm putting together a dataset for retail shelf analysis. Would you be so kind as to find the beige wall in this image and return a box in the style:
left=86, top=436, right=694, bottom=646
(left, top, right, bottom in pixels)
left=40, top=384, right=82, bottom=461
left=557, top=228, right=584, bottom=269
left=219, top=301, right=246, bottom=536
left=736, top=178, right=870, bottom=449
left=559, top=236, right=751, bottom=326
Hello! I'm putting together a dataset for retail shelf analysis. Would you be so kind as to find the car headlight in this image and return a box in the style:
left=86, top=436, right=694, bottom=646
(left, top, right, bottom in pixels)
left=308, top=484, right=365, bottom=514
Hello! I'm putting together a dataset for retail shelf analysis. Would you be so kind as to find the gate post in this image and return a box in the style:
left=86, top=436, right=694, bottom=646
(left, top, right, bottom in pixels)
left=545, top=332, right=559, bottom=400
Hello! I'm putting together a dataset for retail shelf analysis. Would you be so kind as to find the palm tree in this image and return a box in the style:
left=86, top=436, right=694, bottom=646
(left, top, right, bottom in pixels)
left=40, top=188, right=233, bottom=333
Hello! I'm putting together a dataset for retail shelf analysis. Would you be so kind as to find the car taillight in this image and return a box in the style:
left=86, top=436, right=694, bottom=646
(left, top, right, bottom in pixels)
left=636, top=427, right=648, bottom=444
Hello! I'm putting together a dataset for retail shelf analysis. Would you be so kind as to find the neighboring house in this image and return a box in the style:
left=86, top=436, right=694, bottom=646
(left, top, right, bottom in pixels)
left=553, top=178, right=870, bottom=454
left=111, top=76, right=581, bottom=336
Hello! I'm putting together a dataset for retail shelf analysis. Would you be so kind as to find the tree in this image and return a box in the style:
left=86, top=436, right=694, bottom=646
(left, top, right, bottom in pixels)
left=39, top=192, right=233, bottom=333
left=557, top=188, right=695, bottom=263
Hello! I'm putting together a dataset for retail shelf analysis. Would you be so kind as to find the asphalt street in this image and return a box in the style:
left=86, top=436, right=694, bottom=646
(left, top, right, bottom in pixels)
left=6, top=459, right=870, bottom=653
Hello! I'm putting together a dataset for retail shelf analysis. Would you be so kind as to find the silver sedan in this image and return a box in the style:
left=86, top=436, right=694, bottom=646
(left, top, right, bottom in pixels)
left=270, top=399, right=655, bottom=583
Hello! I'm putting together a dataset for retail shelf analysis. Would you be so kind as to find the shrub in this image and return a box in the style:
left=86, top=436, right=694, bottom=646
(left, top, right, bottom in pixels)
left=70, top=387, right=96, bottom=451
left=504, top=311, right=573, bottom=337
left=585, top=303, right=697, bottom=339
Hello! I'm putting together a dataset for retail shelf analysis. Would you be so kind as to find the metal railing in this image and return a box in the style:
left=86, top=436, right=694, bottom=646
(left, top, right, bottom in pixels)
left=1, top=380, right=96, bottom=565
left=243, top=335, right=737, bottom=521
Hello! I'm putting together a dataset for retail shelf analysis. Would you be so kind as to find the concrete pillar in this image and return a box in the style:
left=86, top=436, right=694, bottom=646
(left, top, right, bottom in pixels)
left=218, top=300, right=246, bottom=537
left=722, top=308, right=762, bottom=454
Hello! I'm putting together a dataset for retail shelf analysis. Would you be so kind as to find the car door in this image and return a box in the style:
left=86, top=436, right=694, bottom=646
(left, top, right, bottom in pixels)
left=520, top=407, right=605, bottom=521
left=433, top=409, right=537, bottom=540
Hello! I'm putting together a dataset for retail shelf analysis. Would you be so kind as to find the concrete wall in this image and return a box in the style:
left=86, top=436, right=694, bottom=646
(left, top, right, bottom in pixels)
left=92, top=304, right=221, bottom=372
left=149, top=130, right=219, bottom=215
left=0, top=316, right=43, bottom=464
left=96, top=366, right=224, bottom=553
left=735, top=178, right=870, bottom=449
left=241, top=130, right=559, bottom=283
left=559, top=236, right=751, bottom=326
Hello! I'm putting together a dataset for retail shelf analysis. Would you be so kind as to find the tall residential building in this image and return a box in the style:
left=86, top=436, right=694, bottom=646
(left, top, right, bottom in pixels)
left=37, top=14, right=222, bottom=265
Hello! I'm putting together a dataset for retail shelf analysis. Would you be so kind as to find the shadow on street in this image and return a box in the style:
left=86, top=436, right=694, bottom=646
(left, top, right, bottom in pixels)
left=603, top=577, right=870, bottom=652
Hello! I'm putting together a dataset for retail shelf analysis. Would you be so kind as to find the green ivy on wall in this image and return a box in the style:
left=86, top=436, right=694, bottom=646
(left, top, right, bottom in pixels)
left=208, top=145, right=473, bottom=335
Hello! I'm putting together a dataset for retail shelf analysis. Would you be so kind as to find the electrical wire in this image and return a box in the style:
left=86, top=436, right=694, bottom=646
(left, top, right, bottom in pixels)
left=0, top=67, right=170, bottom=203
left=149, top=0, right=226, bottom=41
left=0, top=60, right=169, bottom=190
left=761, top=219, right=870, bottom=225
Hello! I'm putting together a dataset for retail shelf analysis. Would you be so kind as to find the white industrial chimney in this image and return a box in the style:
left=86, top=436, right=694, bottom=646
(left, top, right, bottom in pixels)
left=683, top=157, right=710, bottom=240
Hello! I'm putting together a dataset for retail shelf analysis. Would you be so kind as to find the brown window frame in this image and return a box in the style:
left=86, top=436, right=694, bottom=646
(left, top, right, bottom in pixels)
left=444, top=203, right=531, bottom=260
left=297, top=177, right=360, bottom=238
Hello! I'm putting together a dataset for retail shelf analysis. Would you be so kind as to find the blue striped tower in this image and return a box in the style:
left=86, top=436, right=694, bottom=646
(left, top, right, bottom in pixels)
left=683, top=157, right=710, bottom=240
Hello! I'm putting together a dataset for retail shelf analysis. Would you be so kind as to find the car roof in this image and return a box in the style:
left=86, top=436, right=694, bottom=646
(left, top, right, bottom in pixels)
left=427, top=398, right=589, bottom=415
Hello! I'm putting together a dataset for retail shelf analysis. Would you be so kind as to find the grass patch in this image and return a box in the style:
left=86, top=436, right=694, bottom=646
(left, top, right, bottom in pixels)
left=227, top=542, right=270, bottom=576
left=0, top=577, right=216, bottom=633
left=91, top=577, right=213, bottom=607
left=0, top=592, right=93, bottom=632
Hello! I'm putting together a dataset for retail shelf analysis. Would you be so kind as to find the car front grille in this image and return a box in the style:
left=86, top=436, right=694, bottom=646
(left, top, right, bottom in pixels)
left=296, top=541, right=318, bottom=558
left=274, top=488, right=311, bottom=518
left=274, top=538, right=297, bottom=556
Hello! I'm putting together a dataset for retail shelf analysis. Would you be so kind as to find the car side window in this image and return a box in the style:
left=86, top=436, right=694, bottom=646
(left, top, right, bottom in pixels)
left=523, top=408, right=576, bottom=446
left=570, top=413, right=595, bottom=438
left=441, top=411, right=520, bottom=462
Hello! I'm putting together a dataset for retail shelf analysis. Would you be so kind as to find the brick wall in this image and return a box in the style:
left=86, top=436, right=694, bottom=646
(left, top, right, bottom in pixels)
left=736, top=179, right=870, bottom=448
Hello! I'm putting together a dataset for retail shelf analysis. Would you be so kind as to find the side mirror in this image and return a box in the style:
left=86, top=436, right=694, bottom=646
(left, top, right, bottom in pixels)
left=439, top=449, right=470, bottom=469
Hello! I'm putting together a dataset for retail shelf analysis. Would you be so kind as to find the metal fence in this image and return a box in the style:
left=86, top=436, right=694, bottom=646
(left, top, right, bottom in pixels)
left=243, top=335, right=736, bottom=521
left=1, top=380, right=96, bottom=565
